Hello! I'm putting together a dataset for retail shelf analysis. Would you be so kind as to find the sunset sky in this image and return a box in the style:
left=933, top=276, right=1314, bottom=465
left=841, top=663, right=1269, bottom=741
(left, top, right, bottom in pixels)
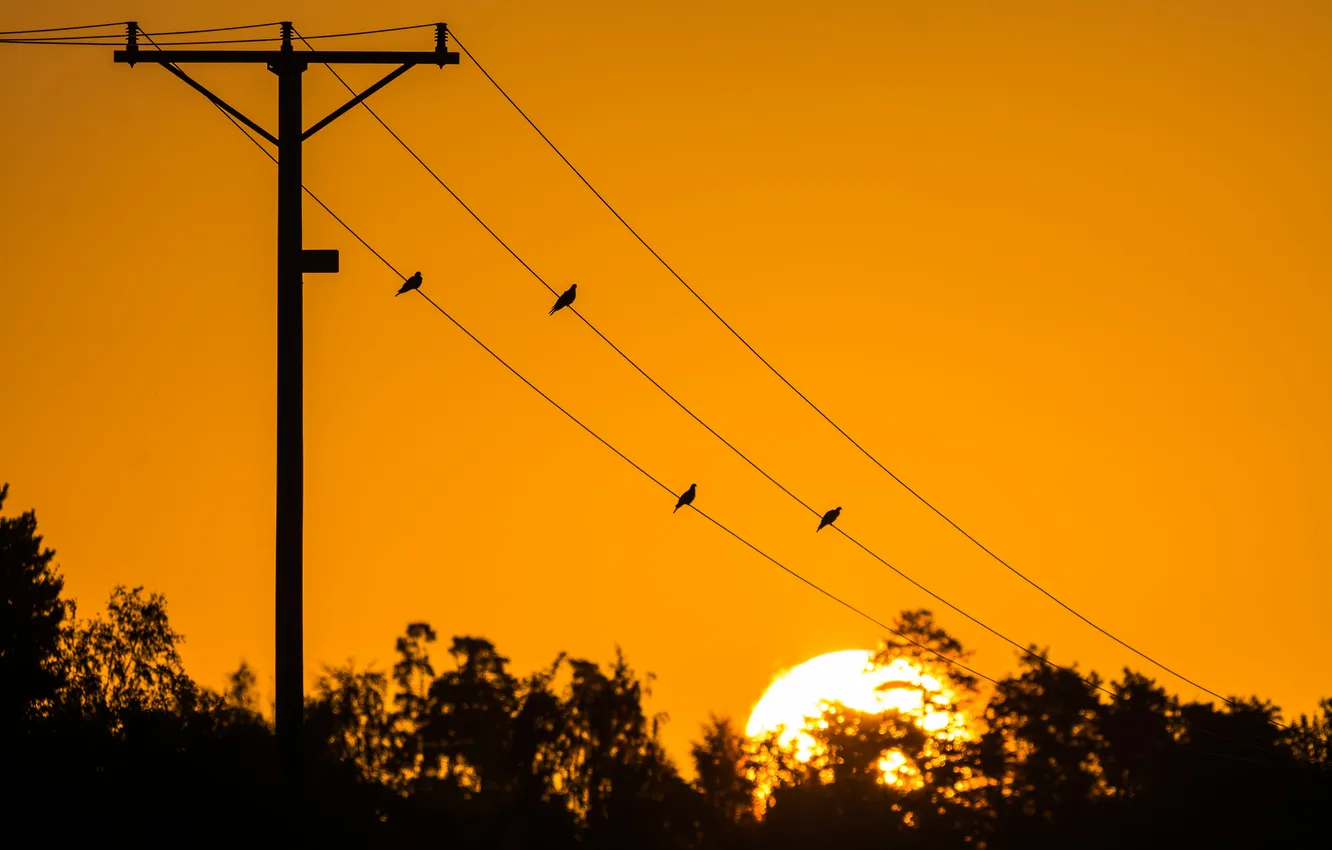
left=2, top=0, right=1329, bottom=765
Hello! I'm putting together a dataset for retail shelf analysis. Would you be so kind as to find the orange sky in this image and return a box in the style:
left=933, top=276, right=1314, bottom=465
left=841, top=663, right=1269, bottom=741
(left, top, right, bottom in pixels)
left=2, top=0, right=1329, bottom=766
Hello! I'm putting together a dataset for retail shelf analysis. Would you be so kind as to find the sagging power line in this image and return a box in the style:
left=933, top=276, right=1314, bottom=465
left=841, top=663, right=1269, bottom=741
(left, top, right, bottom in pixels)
left=290, top=32, right=1258, bottom=721
left=444, top=30, right=1242, bottom=711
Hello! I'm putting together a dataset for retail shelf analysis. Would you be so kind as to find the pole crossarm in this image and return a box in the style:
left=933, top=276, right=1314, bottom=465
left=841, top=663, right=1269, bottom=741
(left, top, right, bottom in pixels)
left=114, top=49, right=459, bottom=66
left=158, top=61, right=278, bottom=145
left=303, top=63, right=414, bottom=140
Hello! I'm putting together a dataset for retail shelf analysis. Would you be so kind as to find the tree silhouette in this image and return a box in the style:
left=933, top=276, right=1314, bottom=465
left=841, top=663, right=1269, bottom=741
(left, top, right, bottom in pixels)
left=422, top=636, right=520, bottom=791
left=56, top=585, right=199, bottom=726
left=389, top=620, right=436, bottom=784
left=1290, top=698, right=1332, bottom=765
left=692, top=714, right=755, bottom=843
left=307, top=662, right=395, bottom=782
left=224, top=659, right=262, bottom=716
left=2, top=489, right=1328, bottom=846
left=0, top=483, right=67, bottom=726
left=978, top=650, right=1105, bottom=831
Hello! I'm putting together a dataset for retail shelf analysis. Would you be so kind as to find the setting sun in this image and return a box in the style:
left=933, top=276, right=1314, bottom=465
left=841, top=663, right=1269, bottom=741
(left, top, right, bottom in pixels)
left=745, top=649, right=967, bottom=787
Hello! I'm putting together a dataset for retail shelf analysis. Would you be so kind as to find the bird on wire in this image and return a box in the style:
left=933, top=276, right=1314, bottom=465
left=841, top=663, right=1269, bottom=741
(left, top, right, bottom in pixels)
left=674, top=483, right=697, bottom=513
left=549, top=283, right=577, bottom=315
left=396, top=271, right=423, bottom=296
left=817, top=507, right=841, bottom=532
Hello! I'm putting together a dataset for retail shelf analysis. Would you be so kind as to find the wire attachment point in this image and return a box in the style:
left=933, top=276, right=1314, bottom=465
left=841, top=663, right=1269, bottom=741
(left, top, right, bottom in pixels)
left=435, top=23, right=449, bottom=67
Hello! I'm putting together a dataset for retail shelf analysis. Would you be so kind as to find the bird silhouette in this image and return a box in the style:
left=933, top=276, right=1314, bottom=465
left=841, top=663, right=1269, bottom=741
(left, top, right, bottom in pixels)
left=674, top=483, right=696, bottom=513
left=817, top=507, right=841, bottom=532
left=396, top=271, right=423, bottom=296
left=549, top=283, right=577, bottom=315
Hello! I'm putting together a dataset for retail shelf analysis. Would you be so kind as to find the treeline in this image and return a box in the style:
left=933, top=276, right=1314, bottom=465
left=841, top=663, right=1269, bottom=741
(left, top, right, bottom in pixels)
left=2, top=483, right=1329, bottom=847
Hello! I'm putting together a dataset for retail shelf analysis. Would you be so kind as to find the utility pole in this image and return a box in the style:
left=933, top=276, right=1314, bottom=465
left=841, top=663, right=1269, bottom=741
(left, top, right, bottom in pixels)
left=114, top=22, right=458, bottom=820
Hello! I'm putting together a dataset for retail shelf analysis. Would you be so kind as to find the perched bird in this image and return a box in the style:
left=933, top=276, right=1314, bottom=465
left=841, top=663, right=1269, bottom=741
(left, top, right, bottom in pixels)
left=549, top=283, right=577, bottom=315
left=674, top=483, right=697, bottom=513
left=816, top=506, right=841, bottom=532
left=396, top=271, right=423, bottom=296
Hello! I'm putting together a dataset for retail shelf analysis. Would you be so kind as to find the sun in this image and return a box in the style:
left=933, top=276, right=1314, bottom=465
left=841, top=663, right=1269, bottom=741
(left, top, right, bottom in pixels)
left=745, top=649, right=966, bottom=788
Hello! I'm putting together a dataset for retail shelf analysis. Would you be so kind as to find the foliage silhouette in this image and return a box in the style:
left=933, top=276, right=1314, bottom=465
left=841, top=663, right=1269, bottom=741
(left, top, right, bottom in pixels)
left=1, top=489, right=1328, bottom=847
left=0, top=483, right=67, bottom=726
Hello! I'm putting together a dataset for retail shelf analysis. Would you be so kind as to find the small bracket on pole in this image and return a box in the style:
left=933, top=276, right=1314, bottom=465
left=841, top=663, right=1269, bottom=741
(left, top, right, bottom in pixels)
left=126, top=22, right=138, bottom=67
left=301, top=250, right=339, bottom=274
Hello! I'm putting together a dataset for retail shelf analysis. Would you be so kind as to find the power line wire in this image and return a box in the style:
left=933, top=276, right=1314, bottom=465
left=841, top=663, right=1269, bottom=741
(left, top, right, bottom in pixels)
left=0, top=39, right=125, bottom=46
left=2, top=35, right=281, bottom=46
left=292, top=29, right=1150, bottom=708
left=446, top=31, right=1243, bottom=711
left=0, top=20, right=281, bottom=43
left=298, top=24, right=436, bottom=40
left=129, top=36, right=286, bottom=46
left=138, top=22, right=436, bottom=45
left=0, top=21, right=125, bottom=35
left=139, top=22, right=283, bottom=36
left=4, top=31, right=140, bottom=41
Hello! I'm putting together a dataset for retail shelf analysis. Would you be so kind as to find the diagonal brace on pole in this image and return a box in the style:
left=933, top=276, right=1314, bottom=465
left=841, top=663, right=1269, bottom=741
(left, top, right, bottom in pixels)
left=159, top=61, right=278, bottom=146
left=303, top=63, right=414, bottom=141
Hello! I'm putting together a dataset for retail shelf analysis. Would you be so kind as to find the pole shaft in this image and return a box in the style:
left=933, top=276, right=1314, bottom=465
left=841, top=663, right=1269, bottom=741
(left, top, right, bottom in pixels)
left=275, top=55, right=305, bottom=806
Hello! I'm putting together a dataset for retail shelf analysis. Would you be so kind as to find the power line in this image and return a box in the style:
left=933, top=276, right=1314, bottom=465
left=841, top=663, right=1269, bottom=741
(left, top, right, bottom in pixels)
left=447, top=31, right=1244, bottom=711
left=291, top=30, right=1152, bottom=709
left=139, top=22, right=283, bottom=36
left=0, top=21, right=280, bottom=43
left=0, top=21, right=125, bottom=35
left=129, top=36, right=286, bottom=46
left=0, top=36, right=282, bottom=46
left=298, top=24, right=436, bottom=40
left=138, top=22, right=437, bottom=44
left=143, top=24, right=437, bottom=44
left=2, top=31, right=140, bottom=41
left=2, top=38, right=374, bottom=47
left=0, top=39, right=126, bottom=46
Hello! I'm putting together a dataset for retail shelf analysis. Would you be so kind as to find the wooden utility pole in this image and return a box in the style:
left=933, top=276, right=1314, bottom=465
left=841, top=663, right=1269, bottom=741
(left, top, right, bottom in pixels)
left=114, top=21, right=458, bottom=819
